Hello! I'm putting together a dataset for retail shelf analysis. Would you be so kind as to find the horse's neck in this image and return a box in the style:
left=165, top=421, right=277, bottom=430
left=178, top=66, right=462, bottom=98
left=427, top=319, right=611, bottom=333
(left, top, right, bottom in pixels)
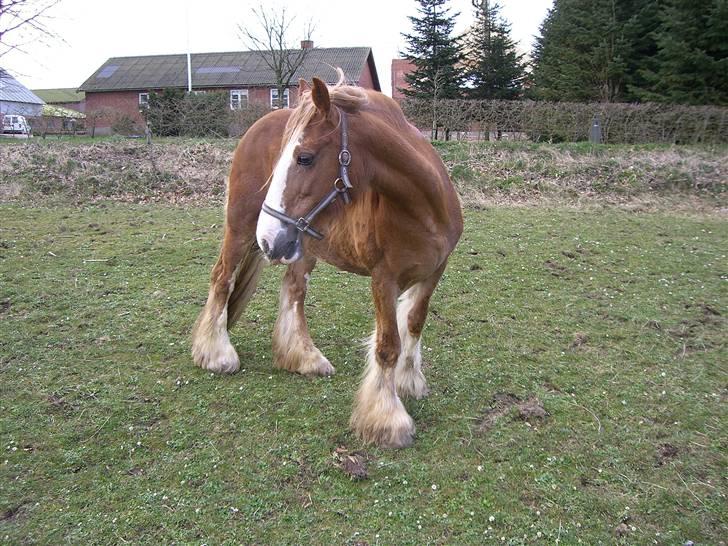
left=360, top=118, right=454, bottom=227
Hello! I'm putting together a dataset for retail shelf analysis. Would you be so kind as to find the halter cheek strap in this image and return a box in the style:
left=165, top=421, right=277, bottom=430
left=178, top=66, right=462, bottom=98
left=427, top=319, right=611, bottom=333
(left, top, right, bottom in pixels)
left=261, top=110, right=353, bottom=241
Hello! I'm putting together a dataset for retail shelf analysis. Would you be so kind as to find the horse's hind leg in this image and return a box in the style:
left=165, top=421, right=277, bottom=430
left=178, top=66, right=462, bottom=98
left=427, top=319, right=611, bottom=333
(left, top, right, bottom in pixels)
left=350, top=274, right=415, bottom=448
left=273, top=256, right=335, bottom=376
left=395, top=263, right=447, bottom=399
left=192, top=227, right=264, bottom=374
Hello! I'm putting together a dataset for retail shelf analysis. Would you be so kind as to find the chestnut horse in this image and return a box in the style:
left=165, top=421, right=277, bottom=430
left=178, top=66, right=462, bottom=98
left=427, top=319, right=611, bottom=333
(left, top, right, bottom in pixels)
left=192, top=75, right=462, bottom=448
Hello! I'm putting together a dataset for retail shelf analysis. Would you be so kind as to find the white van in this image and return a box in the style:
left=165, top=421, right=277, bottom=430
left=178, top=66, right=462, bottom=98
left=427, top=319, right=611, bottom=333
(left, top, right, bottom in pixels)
left=2, top=115, right=31, bottom=135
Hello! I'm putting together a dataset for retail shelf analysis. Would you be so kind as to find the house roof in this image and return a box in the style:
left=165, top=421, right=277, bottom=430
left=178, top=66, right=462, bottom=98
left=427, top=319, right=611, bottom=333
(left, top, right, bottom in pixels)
left=79, top=47, right=380, bottom=92
left=33, top=88, right=85, bottom=103
left=42, top=104, right=85, bottom=118
left=0, top=69, right=45, bottom=105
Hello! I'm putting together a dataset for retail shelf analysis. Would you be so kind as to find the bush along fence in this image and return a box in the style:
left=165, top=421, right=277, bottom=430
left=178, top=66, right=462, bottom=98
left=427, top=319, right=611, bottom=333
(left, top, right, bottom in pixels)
left=142, top=90, right=272, bottom=139
left=400, top=99, right=728, bottom=144
left=82, top=91, right=728, bottom=145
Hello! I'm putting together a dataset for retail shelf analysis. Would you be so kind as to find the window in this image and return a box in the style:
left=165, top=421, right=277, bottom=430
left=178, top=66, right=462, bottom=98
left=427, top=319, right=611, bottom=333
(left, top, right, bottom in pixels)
left=270, top=88, right=289, bottom=109
left=138, top=93, right=149, bottom=108
left=230, top=89, right=248, bottom=110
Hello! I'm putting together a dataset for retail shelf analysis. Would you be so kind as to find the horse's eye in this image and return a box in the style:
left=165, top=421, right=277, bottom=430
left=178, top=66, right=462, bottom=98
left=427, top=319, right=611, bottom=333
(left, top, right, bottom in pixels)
left=297, top=153, right=314, bottom=166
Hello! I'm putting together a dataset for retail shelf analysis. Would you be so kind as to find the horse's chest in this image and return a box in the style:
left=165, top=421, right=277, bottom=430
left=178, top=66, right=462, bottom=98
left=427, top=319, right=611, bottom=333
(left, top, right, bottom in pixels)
left=311, top=231, right=379, bottom=276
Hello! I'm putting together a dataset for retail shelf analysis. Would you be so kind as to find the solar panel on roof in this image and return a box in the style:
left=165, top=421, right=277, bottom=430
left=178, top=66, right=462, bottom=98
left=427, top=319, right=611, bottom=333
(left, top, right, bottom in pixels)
left=98, top=65, right=119, bottom=78
left=196, top=67, right=240, bottom=74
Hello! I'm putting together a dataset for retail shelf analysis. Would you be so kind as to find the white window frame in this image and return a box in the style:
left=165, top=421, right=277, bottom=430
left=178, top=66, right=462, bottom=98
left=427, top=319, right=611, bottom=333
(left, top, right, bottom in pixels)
left=230, top=89, right=248, bottom=110
left=270, top=87, right=289, bottom=109
left=138, top=92, right=149, bottom=108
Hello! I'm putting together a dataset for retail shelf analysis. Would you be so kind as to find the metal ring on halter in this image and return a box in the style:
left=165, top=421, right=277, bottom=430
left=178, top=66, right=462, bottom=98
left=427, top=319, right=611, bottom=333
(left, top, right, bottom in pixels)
left=338, top=149, right=351, bottom=166
left=333, top=178, right=348, bottom=191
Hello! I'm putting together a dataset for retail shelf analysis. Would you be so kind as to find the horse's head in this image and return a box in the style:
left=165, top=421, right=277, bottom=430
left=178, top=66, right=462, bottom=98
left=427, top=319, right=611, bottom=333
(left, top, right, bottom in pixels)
left=256, top=77, right=364, bottom=263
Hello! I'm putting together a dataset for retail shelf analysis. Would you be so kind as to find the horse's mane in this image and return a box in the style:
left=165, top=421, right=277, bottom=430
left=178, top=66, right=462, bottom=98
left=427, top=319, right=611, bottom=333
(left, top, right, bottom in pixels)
left=282, top=69, right=369, bottom=145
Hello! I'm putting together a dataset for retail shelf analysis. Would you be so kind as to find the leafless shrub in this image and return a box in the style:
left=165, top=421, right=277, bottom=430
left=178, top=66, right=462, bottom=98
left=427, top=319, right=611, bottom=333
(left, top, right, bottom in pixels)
left=229, top=103, right=271, bottom=137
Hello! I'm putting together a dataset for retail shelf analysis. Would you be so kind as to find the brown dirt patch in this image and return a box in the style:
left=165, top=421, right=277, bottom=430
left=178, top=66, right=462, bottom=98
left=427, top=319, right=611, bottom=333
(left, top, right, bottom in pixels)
left=570, top=332, right=589, bottom=349
left=333, top=447, right=369, bottom=480
left=0, top=502, right=29, bottom=523
left=516, top=398, right=549, bottom=422
left=655, top=443, right=679, bottom=466
left=479, top=393, right=548, bottom=433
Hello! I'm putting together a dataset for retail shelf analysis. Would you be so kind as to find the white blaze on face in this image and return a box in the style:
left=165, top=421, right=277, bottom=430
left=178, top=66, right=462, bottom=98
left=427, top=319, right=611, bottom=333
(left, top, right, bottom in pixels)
left=256, top=130, right=303, bottom=253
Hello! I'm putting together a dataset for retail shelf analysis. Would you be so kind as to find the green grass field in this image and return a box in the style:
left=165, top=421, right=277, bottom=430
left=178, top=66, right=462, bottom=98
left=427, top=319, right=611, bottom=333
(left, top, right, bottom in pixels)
left=1, top=203, right=726, bottom=544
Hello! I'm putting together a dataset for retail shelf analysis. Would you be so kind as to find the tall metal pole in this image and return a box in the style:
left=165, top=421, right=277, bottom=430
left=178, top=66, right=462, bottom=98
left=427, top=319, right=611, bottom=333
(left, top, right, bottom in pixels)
left=185, top=0, right=192, bottom=92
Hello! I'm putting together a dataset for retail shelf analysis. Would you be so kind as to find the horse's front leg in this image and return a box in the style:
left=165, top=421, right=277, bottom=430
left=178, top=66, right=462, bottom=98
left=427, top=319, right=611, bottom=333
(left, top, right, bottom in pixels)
left=350, top=274, right=415, bottom=448
left=272, top=256, right=335, bottom=376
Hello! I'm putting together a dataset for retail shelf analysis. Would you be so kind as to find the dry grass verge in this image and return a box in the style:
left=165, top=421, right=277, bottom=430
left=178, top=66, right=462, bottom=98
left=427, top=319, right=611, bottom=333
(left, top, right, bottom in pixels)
left=0, top=138, right=725, bottom=212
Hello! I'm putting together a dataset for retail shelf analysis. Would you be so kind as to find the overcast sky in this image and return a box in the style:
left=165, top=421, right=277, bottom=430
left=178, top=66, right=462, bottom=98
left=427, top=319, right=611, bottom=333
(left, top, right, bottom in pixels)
left=3, top=0, right=553, bottom=96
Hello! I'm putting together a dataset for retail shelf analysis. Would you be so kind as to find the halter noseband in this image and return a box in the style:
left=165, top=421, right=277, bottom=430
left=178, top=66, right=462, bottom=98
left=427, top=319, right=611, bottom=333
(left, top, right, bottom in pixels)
left=261, top=110, right=353, bottom=241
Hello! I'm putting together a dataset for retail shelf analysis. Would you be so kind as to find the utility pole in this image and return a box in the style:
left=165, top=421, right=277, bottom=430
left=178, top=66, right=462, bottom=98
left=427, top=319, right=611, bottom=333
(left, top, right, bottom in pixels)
left=185, top=0, right=192, bottom=92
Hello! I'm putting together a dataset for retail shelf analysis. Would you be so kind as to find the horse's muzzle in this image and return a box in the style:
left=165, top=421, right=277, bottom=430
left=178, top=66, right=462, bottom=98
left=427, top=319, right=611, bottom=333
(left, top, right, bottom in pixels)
left=258, top=223, right=303, bottom=264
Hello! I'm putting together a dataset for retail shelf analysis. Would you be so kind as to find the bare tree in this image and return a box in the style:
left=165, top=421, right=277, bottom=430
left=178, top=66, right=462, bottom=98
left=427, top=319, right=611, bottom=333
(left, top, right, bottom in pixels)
left=239, top=5, right=314, bottom=108
left=0, top=0, right=62, bottom=58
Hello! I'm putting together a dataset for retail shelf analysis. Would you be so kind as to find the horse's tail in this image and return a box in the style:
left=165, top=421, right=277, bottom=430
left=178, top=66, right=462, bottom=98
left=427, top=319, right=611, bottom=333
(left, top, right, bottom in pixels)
left=227, top=241, right=266, bottom=329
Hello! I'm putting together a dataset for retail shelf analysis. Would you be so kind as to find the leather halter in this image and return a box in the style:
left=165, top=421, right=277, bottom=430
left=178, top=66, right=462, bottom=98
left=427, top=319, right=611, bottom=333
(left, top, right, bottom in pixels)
left=261, top=110, right=353, bottom=241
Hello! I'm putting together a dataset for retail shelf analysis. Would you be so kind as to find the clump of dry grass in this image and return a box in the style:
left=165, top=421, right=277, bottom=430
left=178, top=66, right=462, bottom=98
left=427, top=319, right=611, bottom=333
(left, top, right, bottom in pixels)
left=439, top=141, right=727, bottom=212
left=0, top=139, right=236, bottom=204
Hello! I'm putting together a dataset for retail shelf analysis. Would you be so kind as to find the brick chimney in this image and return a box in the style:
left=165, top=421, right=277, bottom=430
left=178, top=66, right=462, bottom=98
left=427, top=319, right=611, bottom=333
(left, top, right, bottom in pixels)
left=300, top=40, right=314, bottom=49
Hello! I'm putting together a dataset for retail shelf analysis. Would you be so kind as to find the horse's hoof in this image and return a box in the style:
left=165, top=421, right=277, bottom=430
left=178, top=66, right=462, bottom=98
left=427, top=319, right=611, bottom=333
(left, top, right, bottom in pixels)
left=350, top=398, right=415, bottom=449
left=299, top=356, right=336, bottom=377
left=192, top=341, right=240, bottom=374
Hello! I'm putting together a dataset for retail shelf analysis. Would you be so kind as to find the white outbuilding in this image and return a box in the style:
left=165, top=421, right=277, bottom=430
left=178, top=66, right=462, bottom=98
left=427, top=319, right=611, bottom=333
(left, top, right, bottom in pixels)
left=0, top=68, right=44, bottom=117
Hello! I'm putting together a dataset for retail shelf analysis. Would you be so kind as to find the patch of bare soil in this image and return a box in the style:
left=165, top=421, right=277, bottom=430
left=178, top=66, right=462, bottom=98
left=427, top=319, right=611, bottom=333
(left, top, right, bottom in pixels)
left=0, top=502, right=29, bottom=523
left=479, top=393, right=548, bottom=433
left=655, top=443, right=679, bottom=466
left=333, top=447, right=369, bottom=480
left=668, top=302, right=725, bottom=357
left=614, top=521, right=632, bottom=538
left=570, top=332, right=589, bottom=349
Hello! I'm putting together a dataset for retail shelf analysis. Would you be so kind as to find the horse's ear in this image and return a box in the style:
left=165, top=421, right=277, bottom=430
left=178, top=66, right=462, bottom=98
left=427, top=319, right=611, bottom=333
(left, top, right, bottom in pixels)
left=311, top=77, right=331, bottom=115
left=298, top=78, right=310, bottom=98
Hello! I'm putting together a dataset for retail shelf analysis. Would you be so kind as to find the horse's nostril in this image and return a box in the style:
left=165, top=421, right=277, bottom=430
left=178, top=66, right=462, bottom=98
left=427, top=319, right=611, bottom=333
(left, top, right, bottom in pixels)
left=260, top=239, right=271, bottom=256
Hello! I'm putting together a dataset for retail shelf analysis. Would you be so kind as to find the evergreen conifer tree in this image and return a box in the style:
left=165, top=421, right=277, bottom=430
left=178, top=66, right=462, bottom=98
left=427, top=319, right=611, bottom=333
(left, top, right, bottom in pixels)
left=400, top=0, right=465, bottom=100
left=633, top=0, right=728, bottom=105
left=531, top=0, right=634, bottom=102
left=531, top=0, right=726, bottom=105
left=465, top=1, right=526, bottom=100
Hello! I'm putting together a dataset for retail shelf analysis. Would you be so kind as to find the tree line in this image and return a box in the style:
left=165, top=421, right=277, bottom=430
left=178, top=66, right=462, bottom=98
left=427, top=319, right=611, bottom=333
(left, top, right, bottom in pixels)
left=401, top=0, right=728, bottom=106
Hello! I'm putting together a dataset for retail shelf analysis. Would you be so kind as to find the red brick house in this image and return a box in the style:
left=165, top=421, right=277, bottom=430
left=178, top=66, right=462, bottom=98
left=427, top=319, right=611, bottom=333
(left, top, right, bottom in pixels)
left=79, top=44, right=380, bottom=135
left=391, top=58, right=415, bottom=102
